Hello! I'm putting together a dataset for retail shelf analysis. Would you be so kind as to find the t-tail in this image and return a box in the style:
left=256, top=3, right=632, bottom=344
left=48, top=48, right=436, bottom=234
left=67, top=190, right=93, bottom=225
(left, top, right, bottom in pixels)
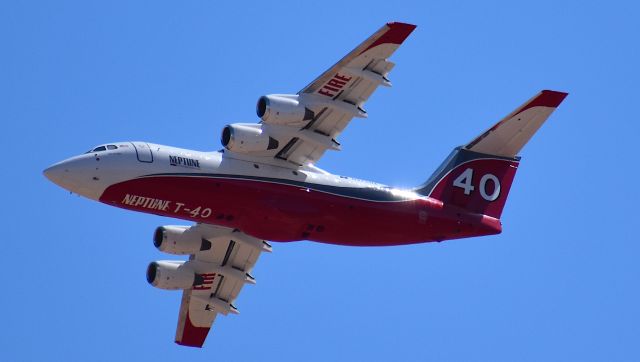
left=415, top=90, right=568, bottom=219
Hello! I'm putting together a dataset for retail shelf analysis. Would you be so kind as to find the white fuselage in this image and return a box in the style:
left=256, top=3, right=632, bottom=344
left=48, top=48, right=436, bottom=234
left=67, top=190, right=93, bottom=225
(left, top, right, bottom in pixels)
left=44, top=141, right=415, bottom=203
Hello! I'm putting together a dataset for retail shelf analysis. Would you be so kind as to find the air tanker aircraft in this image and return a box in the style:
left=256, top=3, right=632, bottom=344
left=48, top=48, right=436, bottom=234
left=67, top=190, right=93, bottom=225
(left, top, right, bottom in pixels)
left=44, top=22, right=568, bottom=347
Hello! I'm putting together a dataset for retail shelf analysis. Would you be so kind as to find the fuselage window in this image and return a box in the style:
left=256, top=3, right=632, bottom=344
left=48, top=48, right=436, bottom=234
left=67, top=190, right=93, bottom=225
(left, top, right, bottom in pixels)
left=107, top=145, right=117, bottom=150
left=93, top=146, right=107, bottom=152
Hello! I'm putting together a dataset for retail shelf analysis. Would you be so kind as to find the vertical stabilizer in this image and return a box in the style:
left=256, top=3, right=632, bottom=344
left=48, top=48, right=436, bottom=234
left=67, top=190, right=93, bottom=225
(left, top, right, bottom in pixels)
left=415, top=90, right=568, bottom=218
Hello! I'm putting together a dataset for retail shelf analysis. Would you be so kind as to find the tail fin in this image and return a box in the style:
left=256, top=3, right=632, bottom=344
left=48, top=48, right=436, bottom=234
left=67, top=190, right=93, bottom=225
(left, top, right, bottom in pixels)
left=415, top=90, right=568, bottom=219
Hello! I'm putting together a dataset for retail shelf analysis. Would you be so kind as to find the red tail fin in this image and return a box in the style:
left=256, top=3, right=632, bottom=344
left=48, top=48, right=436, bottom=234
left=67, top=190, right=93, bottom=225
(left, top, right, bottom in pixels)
left=415, top=90, right=568, bottom=218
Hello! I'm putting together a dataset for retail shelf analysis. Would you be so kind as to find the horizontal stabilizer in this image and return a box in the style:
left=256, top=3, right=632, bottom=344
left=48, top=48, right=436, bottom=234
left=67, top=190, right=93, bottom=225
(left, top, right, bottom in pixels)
left=465, top=90, right=568, bottom=158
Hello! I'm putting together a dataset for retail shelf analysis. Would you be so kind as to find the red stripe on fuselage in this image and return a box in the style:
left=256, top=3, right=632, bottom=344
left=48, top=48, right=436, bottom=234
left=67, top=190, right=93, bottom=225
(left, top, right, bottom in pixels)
left=99, top=175, right=500, bottom=246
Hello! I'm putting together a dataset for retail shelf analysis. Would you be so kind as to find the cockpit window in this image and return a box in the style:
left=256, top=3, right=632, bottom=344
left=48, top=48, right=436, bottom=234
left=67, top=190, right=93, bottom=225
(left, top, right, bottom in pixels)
left=85, top=144, right=119, bottom=153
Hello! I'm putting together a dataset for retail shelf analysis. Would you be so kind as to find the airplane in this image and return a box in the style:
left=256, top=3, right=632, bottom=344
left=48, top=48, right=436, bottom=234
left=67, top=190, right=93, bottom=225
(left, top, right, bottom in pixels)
left=43, top=22, right=568, bottom=347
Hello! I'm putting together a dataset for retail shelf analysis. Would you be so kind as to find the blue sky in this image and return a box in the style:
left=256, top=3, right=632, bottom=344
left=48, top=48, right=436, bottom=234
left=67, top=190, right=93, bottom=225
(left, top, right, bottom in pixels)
left=2, top=1, right=639, bottom=361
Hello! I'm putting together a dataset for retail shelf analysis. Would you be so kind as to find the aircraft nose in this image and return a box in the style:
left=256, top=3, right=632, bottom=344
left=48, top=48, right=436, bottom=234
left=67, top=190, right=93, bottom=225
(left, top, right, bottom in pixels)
left=43, top=155, right=105, bottom=200
left=43, top=162, right=68, bottom=187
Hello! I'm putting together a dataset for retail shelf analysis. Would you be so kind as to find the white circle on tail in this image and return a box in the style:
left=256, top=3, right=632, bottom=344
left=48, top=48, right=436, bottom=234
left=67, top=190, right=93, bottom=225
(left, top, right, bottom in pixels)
left=479, top=173, right=501, bottom=201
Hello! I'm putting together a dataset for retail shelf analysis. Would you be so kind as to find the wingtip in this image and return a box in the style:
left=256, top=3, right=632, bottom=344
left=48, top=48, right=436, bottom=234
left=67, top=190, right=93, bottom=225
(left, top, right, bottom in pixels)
left=537, top=90, right=569, bottom=108
left=361, top=22, right=417, bottom=54
left=175, top=340, right=204, bottom=348
left=175, top=311, right=209, bottom=348
left=384, top=21, right=417, bottom=43
left=387, top=21, right=417, bottom=30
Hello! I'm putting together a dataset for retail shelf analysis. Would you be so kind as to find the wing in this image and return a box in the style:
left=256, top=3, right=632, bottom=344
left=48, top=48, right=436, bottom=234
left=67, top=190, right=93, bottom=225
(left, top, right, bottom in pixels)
left=173, top=224, right=272, bottom=347
left=278, top=22, right=416, bottom=166
left=225, top=22, right=416, bottom=168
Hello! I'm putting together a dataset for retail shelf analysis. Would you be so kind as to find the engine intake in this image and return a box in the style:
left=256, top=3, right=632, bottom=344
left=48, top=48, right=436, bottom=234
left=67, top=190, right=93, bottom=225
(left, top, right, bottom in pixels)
left=146, top=260, right=196, bottom=290
left=221, top=123, right=279, bottom=153
left=154, top=225, right=211, bottom=255
left=256, top=95, right=314, bottom=125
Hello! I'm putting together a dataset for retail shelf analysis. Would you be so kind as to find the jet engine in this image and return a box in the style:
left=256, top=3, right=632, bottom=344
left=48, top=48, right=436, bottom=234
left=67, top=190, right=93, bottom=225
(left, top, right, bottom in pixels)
left=256, top=94, right=314, bottom=125
left=220, top=123, right=279, bottom=153
left=153, top=225, right=212, bottom=255
left=146, top=260, right=196, bottom=290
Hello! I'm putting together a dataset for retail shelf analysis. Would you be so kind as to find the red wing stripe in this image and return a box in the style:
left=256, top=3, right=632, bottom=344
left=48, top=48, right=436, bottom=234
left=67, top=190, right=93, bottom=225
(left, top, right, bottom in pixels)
left=361, top=22, right=417, bottom=54
left=176, top=311, right=210, bottom=347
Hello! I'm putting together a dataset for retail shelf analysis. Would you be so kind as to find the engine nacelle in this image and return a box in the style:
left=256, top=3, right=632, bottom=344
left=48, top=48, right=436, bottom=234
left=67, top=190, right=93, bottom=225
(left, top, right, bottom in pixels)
left=146, top=260, right=195, bottom=290
left=256, top=94, right=314, bottom=125
left=153, top=225, right=212, bottom=255
left=220, top=123, right=279, bottom=153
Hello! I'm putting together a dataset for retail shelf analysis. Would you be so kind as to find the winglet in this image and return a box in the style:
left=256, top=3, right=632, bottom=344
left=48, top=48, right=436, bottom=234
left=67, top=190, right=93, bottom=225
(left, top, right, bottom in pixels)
left=362, top=22, right=417, bottom=53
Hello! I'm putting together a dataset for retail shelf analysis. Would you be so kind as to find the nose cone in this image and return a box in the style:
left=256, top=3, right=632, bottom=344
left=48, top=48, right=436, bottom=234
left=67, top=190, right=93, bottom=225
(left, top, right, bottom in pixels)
left=43, top=162, right=67, bottom=187
left=43, top=156, right=101, bottom=199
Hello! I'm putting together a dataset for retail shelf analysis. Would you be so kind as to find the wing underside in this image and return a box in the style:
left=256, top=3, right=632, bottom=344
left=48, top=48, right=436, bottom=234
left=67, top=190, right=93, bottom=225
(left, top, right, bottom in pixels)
left=226, top=22, right=416, bottom=167
left=281, top=22, right=416, bottom=166
left=172, top=224, right=271, bottom=347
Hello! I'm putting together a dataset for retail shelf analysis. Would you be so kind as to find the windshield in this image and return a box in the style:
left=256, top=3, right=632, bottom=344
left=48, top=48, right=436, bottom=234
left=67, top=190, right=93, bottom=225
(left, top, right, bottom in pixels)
left=85, top=144, right=118, bottom=153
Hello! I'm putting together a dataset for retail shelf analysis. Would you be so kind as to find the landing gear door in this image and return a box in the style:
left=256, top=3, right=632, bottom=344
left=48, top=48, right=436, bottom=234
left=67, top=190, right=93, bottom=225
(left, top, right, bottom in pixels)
left=132, top=142, right=153, bottom=163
